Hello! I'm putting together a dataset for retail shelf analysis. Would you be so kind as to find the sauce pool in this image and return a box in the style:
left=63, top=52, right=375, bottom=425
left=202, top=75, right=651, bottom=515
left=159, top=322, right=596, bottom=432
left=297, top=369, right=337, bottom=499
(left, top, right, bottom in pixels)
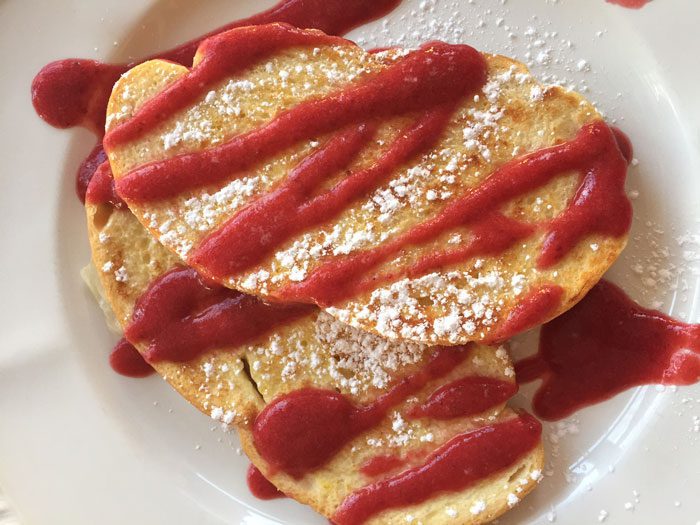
left=517, top=279, right=700, bottom=420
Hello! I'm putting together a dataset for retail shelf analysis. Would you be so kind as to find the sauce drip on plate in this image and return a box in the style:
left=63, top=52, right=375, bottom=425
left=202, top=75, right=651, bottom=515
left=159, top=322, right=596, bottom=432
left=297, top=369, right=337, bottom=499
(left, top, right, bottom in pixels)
left=517, top=279, right=700, bottom=420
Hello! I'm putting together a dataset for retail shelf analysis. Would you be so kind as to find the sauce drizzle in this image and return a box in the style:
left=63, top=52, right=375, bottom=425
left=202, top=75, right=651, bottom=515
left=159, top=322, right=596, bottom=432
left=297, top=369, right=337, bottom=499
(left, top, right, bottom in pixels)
left=112, top=37, right=486, bottom=200
left=85, top=161, right=126, bottom=208
left=332, top=413, right=541, bottom=525
left=359, top=454, right=406, bottom=477
left=486, top=284, right=564, bottom=344
left=125, top=266, right=313, bottom=363
left=516, top=279, right=700, bottom=420
left=76, top=144, right=109, bottom=203
left=190, top=105, right=463, bottom=279
left=252, top=346, right=471, bottom=478
left=407, top=376, right=517, bottom=420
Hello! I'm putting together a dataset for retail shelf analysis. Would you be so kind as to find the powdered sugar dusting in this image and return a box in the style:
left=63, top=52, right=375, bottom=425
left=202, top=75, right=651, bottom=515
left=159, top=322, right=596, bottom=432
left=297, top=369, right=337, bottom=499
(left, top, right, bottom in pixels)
left=330, top=265, right=529, bottom=344
left=247, top=312, right=426, bottom=396
left=182, top=174, right=269, bottom=232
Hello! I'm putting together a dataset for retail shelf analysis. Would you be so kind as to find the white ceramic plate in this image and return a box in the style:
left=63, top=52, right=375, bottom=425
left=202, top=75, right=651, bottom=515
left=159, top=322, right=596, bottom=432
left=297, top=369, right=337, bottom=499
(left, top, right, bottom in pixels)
left=1, top=0, right=699, bottom=523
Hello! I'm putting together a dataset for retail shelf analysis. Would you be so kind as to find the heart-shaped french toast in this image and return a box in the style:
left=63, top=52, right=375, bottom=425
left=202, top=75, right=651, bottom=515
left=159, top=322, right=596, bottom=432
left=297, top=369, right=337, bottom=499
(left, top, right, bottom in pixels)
left=103, top=23, right=631, bottom=346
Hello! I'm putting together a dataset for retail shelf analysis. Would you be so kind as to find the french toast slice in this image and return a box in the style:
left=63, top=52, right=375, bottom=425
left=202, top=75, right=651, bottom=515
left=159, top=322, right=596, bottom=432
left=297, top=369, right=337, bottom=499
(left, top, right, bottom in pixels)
left=104, top=24, right=630, bottom=346
left=85, top=194, right=544, bottom=524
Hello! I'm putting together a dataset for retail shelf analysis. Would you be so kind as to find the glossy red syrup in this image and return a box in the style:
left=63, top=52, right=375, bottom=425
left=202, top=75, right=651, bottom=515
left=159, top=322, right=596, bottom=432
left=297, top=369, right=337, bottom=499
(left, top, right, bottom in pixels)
left=125, top=267, right=313, bottom=362
left=31, top=0, right=402, bottom=199
left=611, top=126, right=633, bottom=163
left=109, top=338, right=154, bottom=378
left=359, top=455, right=405, bottom=477
left=113, top=38, right=486, bottom=200
left=607, top=0, right=651, bottom=8
left=76, top=144, right=109, bottom=203
left=537, top=125, right=632, bottom=268
left=246, top=464, right=286, bottom=500
left=516, top=279, right=700, bottom=420
left=84, top=161, right=126, bottom=208
left=280, top=121, right=630, bottom=306
left=31, top=60, right=124, bottom=134
left=408, top=376, right=517, bottom=420
left=190, top=106, right=460, bottom=277
left=486, top=284, right=564, bottom=344
left=192, top=122, right=378, bottom=274
left=252, top=346, right=472, bottom=478
left=332, top=413, right=542, bottom=525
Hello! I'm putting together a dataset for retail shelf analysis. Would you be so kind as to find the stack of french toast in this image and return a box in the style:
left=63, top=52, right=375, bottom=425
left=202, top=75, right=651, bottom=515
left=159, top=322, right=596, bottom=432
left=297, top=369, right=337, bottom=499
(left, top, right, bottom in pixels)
left=84, top=23, right=630, bottom=525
